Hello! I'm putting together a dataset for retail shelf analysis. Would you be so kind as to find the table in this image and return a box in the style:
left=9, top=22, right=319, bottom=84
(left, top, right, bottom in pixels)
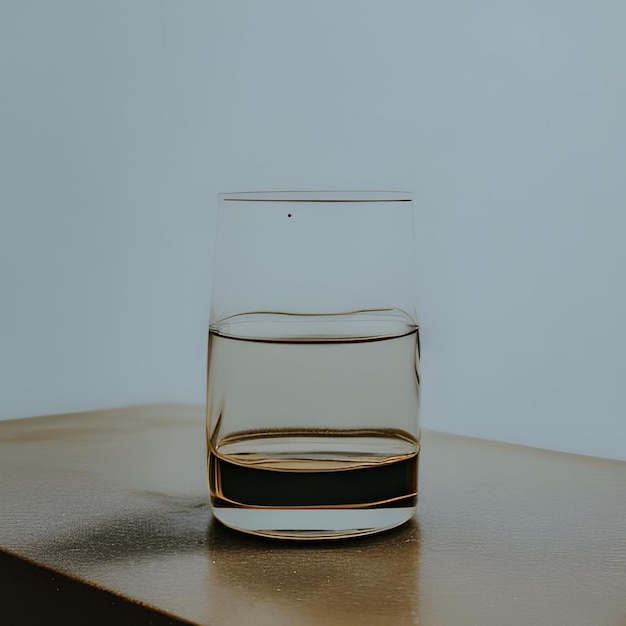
left=1, top=404, right=625, bottom=625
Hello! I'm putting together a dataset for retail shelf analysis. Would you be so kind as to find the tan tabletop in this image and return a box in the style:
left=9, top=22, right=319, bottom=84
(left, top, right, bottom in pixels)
left=0, top=404, right=625, bottom=625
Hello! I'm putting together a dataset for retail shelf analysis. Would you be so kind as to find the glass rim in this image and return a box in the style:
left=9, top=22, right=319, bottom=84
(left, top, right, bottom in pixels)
left=219, top=190, right=412, bottom=202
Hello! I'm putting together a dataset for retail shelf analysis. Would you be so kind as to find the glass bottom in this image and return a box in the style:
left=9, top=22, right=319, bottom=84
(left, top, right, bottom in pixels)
left=211, top=507, right=416, bottom=540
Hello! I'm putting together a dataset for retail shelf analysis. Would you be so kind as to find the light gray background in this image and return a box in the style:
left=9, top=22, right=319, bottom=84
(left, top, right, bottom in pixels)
left=1, top=1, right=625, bottom=460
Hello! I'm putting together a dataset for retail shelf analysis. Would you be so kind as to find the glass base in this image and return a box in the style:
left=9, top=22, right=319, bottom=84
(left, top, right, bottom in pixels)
left=211, top=507, right=415, bottom=540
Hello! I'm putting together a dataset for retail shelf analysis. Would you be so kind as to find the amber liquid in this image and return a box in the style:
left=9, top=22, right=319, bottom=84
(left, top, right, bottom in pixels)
left=206, top=312, right=420, bottom=538
left=209, top=430, right=418, bottom=509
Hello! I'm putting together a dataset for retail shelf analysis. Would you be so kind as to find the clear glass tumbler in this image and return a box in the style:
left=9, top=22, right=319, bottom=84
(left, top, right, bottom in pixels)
left=206, top=191, right=420, bottom=539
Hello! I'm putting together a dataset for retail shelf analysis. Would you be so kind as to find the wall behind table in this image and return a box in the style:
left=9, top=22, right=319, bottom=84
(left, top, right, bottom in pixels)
left=1, top=1, right=624, bottom=460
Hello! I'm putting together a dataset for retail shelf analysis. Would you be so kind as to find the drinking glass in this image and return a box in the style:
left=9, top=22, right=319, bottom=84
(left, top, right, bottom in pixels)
left=207, top=191, right=420, bottom=539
